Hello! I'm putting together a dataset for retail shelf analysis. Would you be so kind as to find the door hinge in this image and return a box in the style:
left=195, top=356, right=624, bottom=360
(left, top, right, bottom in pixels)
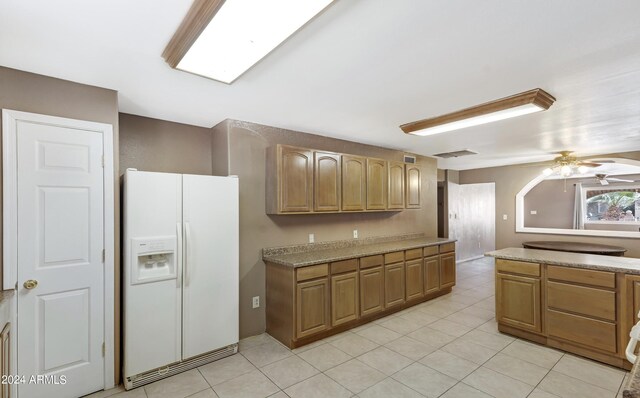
left=102, top=249, right=105, bottom=263
left=101, top=156, right=105, bottom=168
left=102, top=342, right=105, bottom=357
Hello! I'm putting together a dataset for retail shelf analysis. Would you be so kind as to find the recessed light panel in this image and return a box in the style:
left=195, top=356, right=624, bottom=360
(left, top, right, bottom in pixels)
left=174, top=0, right=334, bottom=84
left=400, top=89, right=555, bottom=136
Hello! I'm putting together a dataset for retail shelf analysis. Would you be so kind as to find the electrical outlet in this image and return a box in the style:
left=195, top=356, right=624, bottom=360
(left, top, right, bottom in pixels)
left=530, top=210, right=537, bottom=215
left=309, top=233, right=315, bottom=243
left=503, top=214, right=508, bottom=221
left=353, top=229, right=358, bottom=239
left=252, top=296, right=260, bottom=309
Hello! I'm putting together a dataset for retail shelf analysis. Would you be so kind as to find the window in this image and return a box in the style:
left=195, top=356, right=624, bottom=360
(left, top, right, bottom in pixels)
left=584, top=187, right=640, bottom=222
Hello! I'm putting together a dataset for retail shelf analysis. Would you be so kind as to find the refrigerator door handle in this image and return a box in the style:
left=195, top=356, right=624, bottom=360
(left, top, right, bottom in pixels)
left=184, top=222, right=191, bottom=286
left=176, top=222, right=182, bottom=287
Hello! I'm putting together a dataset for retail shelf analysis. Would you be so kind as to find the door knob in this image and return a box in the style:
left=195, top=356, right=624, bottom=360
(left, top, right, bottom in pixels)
left=23, top=279, right=38, bottom=290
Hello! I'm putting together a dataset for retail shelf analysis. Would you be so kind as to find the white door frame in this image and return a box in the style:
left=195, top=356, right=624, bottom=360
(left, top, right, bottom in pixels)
left=2, top=109, right=115, bottom=391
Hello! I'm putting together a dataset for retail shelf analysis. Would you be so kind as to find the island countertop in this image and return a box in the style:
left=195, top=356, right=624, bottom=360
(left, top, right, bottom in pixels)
left=263, top=237, right=456, bottom=268
left=486, top=247, right=640, bottom=275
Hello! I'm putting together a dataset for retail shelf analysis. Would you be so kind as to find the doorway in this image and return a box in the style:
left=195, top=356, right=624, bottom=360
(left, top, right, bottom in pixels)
left=3, top=110, right=114, bottom=397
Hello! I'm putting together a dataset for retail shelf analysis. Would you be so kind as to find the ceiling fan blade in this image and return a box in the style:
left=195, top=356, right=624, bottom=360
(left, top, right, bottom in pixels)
left=589, top=160, right=615, bottom=164
left=607, top=178, right=634, bottom=183
left=600, top=179, right=609, bottom=186
left=578, top=162, right=602, bottom=167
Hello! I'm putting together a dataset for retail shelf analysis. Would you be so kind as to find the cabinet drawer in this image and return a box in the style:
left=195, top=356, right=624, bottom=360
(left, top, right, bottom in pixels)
left=296, top=264, right=329, bottom=282
left=423, top=246, right=439, bottom=257
left=547, top=281, right=616, bottom=321
left=405, top=248, right=423, bottom=260
left=547, top=309, right=617, bottom=353
left=496, top=259, right=540, bottom=277
left=547, top=265, right=615, bottom=289
left=360, top=255, right=383, bottom=269
left=331, top=259, right=358, bottom=274
left=440, top=242, right=455, bottom=253
left=384, top=251, right=404, bottom=264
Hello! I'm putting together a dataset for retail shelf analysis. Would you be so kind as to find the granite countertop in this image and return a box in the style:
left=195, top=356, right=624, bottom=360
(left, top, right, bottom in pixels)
left=263, top=237, right=456, bottom=268
left=486, top=248, right=640, bottom=275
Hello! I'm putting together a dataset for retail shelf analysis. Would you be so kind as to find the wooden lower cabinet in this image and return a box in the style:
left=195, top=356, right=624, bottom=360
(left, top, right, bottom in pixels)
left=440, top=253, right=456, bottom=288
left=385, top=263, right=405, bottom=308
left=405, top=259, right=423, bottom=300
left=624, top=275, right=640, bottom=350
left=496, top=259, right=632, bottom=370
left=296, top=278, right=330, bottom=339
left=265, top=242, right=457, bottom=348
left=331, top=271, right=359, bottom=326
left=424, top=256, right=440, bottom=294
left=360, top=266, right=384, bottom=317
left=496, top=273, right=541, bottom=333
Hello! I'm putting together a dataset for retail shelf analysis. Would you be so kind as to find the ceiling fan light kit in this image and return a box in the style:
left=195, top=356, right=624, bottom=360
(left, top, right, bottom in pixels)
left=541, top=152, right=623, bottom=179
left=400, top=88, right=555, bottom=136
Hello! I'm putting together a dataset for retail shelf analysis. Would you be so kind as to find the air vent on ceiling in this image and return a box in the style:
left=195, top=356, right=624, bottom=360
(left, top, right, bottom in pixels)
left=433, top=149, right=478, bottom=159
left=403, top=155, right=417, bottom=164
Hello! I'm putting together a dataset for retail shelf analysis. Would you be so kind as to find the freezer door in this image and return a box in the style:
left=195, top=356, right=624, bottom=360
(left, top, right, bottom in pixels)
left=123, top=170, right=183, bottom=377
left=182, top=174, right=239, bottom=359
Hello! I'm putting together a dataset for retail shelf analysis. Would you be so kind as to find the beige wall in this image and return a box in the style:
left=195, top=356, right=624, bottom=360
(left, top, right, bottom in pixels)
left=524, top=179, right=576, bottom=229
left=119, top=113, right=212, bottom=175
left=0, top=66, right=121, bottom=381
left=215, top=119, right=438, bottom=338
left=459, top=151, right=640, bottom=258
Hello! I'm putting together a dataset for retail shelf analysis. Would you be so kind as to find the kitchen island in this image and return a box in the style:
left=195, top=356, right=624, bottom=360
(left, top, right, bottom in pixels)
left=487, top=247, right=640, bottom=371
left=263, top=234, right=456, bottom=348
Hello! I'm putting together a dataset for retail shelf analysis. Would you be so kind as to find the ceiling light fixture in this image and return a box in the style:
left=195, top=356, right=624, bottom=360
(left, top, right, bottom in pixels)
left=163, top=0, right=335, bottom=84
left=539, top=151, right=612, bottom=179
left=400, top=89, right=555, bottom=136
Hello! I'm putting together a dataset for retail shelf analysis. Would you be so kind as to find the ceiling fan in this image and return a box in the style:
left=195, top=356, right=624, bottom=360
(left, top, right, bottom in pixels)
left=541, top=151, right=613, bottom=178
left=595, top=174, right=637, bottom=186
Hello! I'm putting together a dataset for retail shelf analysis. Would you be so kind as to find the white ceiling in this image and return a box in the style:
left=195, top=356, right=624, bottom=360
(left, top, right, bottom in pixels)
left=2, top=0, right=640, bottom=170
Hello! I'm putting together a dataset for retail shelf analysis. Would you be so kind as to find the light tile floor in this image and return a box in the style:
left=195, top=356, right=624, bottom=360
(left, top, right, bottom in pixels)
left=88, top=257, right=630, bottom=398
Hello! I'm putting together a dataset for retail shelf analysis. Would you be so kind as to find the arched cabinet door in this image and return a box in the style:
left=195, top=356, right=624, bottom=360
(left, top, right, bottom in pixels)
left=367, top=158, right=387, bottom=210
left=278, top=146, right=313, bottom=212
left=341, top=155, right=367, bottom=211
left=314, top=152, right=341, bottom=212
left=406, top=164, right=421, bottom=209
left=388, top=161, right=405, bottom=209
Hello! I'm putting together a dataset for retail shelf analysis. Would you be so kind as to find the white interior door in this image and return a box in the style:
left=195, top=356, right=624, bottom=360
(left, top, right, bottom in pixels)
left=182, top=175, right=239, bottom=359
left=13, top=118, right=105, bottom=397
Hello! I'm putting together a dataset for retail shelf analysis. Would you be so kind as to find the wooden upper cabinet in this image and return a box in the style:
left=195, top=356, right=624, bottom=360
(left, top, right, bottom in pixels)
left=405, top=164, right=421, bottom=209
left=342, top=155, right=366, bottom=211
left=388, top=162, right=405, bottom=209
left=268, top=144, right=413, bottom=214
left=367, top=158, right=387, bottom=210
left=278, top=146, right=313, bottom=213
left=314, top=152, right=341, bottom=212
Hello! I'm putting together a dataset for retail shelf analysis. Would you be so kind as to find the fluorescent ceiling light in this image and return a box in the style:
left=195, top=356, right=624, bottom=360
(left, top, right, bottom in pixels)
left=400, top=89, right=556, bottom=136
left=163, top=0, right=334, bottom=84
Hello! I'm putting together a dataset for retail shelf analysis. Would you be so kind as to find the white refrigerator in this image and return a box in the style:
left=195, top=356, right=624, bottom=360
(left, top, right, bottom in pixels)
left=123, top=170, right=239, bottom=389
